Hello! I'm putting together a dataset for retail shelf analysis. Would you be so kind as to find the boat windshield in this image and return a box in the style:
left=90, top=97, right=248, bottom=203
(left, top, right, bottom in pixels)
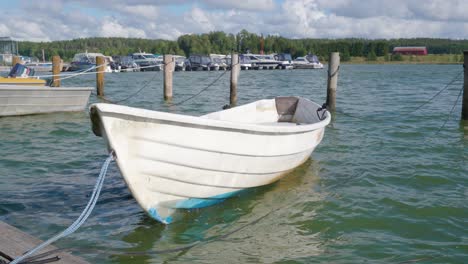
left=240, top=55, right=251, bottom=63
left=175, top=57, right=186, bottom=63
left=133, top=54, right=156, bottom=60
left=212, top=58, right=222, bottom=63
left=201, top=57, right=211, bottom=64
left=306, top=55, right=320, bottom=63
left=278, top=54, right=292, bottom=61
left=120, top=56, right=134, bottom=64
left=72, top=54, right=87, bottom=62
left=72, top=53, right=104, bottom=63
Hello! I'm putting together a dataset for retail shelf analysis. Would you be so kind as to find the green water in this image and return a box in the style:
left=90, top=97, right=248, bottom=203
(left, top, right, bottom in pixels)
left=1, top=65, right=467, bottom=263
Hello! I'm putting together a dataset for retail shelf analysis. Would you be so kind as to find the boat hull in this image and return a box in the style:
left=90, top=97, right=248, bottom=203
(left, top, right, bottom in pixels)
left=0, top=85, right=92, bottom=116
left=293, top=63, right=324, bottom=69
left=90, top=98, right=329, bottom=223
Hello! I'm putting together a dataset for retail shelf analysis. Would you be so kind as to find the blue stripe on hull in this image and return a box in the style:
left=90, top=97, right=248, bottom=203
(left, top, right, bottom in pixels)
left=147, top=190, right=246, bottom=224
left=148, top=208, right=173, bottom=224
left=174, top=190, right=243, bottom=209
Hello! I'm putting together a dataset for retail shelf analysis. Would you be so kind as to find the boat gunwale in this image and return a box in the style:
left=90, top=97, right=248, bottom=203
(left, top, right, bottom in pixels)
left=90, top=99, right=331, bottom=136
left=0, top=86, right=94, bottom=91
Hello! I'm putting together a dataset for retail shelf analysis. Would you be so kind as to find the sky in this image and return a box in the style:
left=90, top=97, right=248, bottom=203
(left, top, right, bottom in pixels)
left=1, top=0, right=468, bottom=42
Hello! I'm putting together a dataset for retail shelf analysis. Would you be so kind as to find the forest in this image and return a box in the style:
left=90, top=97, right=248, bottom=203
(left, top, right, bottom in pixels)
left=16, top=30, right=468, bottom=62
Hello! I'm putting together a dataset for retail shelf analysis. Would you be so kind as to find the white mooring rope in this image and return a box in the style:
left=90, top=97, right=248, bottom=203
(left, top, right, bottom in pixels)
left=9, top=152, right=114, bottom=264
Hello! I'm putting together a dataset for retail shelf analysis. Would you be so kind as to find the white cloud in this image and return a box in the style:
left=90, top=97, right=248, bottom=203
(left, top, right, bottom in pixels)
left=202, top=0, right=276, bottom=11
left=280, top=0, right=325, bottom=37
left=2, top=0, right=468, bottom=41
left=112, top=4, right=160, bottom=19
left=409, top=0, right=468, bottom=22
left=315, top=0, right=413, bottom=19
left=182, top=7, right=216, bottom=33
left=0, top=24, right=11, bottom=36
left=100, top=19, right=147, bottom=38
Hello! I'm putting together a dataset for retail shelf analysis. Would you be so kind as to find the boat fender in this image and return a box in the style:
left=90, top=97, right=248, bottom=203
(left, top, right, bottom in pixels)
left=89, top=106, right=103, bottom=137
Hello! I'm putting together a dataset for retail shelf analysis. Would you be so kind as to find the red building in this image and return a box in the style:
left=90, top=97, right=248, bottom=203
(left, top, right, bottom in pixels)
left=392, top=46, right=428, bottom=56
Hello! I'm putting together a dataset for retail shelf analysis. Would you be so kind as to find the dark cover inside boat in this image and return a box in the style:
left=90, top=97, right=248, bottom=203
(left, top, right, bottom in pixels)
left=275, top=97, right=299, bottom=122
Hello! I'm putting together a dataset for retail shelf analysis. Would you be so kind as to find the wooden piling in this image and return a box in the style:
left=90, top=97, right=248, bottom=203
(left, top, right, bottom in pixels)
left=462, top=51, right=468, bottom=120
left=96, top=56, right=105, bottom=96
left=12, top=56, right=21, bottom=66
left=164, top=54, right=173, bottom=101
left=230, top=52, right=240, bottom=107
left=326, top=52, right=340, bottom=112
left=52, top=56, right=61, bottom=87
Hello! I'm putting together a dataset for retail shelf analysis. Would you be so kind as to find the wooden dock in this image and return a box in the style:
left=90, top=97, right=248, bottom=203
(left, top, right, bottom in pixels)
left=0, top=221, right=90, bottom=264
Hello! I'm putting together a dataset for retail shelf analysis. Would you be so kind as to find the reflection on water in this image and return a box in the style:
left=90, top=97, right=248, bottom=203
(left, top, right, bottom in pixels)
left=110, top=159, right=324, bottom=263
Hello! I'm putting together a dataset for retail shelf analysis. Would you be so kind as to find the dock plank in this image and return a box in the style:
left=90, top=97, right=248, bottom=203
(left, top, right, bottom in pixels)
left=0, top=221, right=90, bottom=264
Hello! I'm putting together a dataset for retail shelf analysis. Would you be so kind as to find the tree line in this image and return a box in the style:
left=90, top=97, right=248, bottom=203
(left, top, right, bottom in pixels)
left=17, top=29, right=468, bottom=62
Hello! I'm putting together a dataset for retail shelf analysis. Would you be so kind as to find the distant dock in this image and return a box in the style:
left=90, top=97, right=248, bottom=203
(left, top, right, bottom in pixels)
left=0, top=221, right=90, bottom=264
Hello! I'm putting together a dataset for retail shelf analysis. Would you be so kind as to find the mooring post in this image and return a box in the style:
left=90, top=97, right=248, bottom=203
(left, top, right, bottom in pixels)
left=96, top=56, right=105, bottom=96
left=326, top=52, right=340, bottom=112
left=164, top=54, right=173, bottom=101
left=52, top=56, right=61, bottom=87
left=462, top=51, right=468, bottom=120
left=230, top=52, right=240, bottom=106
left=12, top=56, right=21, bottom=66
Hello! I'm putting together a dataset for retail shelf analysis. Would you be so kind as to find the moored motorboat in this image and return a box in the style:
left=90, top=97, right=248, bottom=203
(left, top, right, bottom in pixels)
left=275, top=53, right=294, bottom=70
left=293, top=55, right=324, bottom=69
left=174, top=55, right=188, bottom=71
left=187, top=54, right=212, bottom=71
left=90, top=97, right=330, bottom=224
left=70, top=52, right=103, bottom=71
left=131, top=52, right=162, bottom=71
left=239, top=54, right=252, bottom=70
left=0, top=63, right=46, bottom=86
left=245, top=54, right=279, bottom=70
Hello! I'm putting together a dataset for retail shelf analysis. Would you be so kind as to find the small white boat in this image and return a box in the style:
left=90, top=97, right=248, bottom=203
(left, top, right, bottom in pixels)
left=131, top=53, right=162, bottom=71
left=210, top=54, right=228, bottom=70
left=0, top=85, right=92, bottom=116
left=275, top=53, right=294, bottom=70
left=293, top=55, right=324, bottom=69
left=245, top=54, right=279, bottom=70
left=90, top=97, right=330, bottom=224
left=70, top=52, right=103, bottom=71
left=173, top=55, right=187, bottom=71
left=70, top=52, right=118, bottom=72
left=239, top=55, right=252, bottom=70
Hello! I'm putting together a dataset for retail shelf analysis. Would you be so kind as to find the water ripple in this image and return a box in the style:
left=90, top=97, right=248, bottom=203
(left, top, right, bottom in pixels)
left=1, top=65, right=467, bottom=263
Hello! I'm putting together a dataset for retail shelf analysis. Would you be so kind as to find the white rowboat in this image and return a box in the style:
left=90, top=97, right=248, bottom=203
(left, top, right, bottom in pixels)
left=0, top=85, right=93, bottom=116
left=90, top=97, right=330, bottom=224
